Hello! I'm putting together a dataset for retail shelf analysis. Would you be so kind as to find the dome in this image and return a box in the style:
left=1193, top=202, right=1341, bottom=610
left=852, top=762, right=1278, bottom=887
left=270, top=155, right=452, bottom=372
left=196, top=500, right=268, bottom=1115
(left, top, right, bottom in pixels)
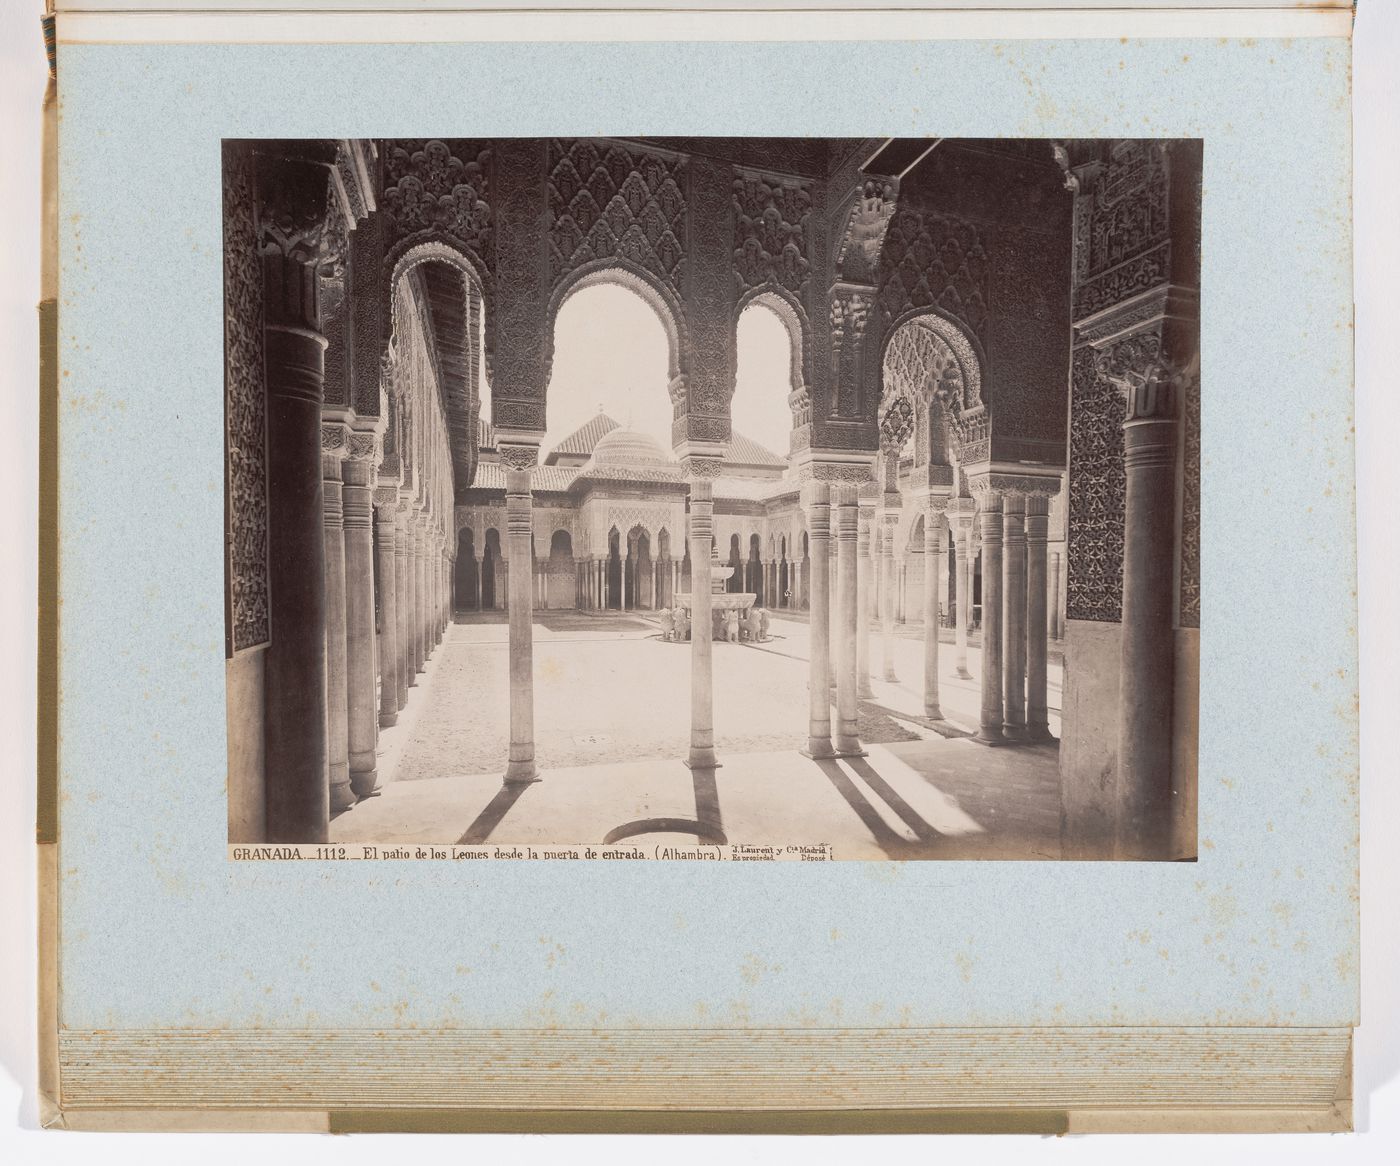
left=584, top=426, right=674, bottom=470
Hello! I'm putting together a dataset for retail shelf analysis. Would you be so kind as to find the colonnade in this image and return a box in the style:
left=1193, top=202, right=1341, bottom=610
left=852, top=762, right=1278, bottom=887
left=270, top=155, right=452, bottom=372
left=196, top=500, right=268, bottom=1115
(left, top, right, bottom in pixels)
left=321, top=421, right=454, bottom=813
left=967, top=482, right=1058, bottom=745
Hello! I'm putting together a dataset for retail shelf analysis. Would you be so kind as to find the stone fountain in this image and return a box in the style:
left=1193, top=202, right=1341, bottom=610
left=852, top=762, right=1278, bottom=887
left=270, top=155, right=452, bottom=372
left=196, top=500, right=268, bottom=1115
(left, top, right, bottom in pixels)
left=674, top=550, right=756, bottom=641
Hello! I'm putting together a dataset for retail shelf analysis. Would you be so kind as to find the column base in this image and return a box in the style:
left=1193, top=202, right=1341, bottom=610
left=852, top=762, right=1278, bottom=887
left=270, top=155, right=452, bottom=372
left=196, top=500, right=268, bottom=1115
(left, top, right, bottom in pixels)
left=956, top=666, right=973, bottom=680
left=329, top=769, right=355, bottom=813
left=857, top=681, right=875, bottom=699
left=1002, top=723, right=1027, bottom=743
left=378, top=711, right=398, bottom=729
left=923, top=704, right=943, bottom=722
left=349, top=769, right=379, bottom=799
left=1025, top=724, right=1057, bottom=745
left=801, top=740, right=837, bottom=760
left=882, top=669, right=899, bottom=684
left=973, top=727, right=1006, bottom=747
left=684, top=750, right=721, bottom=770
left=833, top=739, right=867, bottom=759
left=504, top=759, right=540, bottom=785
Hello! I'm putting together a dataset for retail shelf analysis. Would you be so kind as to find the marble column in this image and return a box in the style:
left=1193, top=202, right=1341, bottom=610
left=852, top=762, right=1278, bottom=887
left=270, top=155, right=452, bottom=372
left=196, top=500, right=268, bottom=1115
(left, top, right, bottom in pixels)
left=342, top=441, right=379, bottom=796
left=828, top=550, right=839, bottom=694
left=856, top=505, right=875, bottom=699
left=320, top=431, right=353, bottom=813
left=1117, top=371, right=1181, bottom=859
left=801, top=483, right=835, bottom=758
left=834, top=486, right=863, bottom=756
left=257, top=154, right=342, bottom=844
left=953, top=508, right=974, bottom=679
left=375, top=500, right=400, bottom=729
left=1002, top=493, right=1028, bottom=741
left=1049, top=551, right=1063, bottom=640
left=974, top=491, right=1005, bottom=744
left=1026, top=494, right=1053, bottom=742
left=686, top=479, right=719, bottom=768
left=923, top=500, right=944, bottom=721
left=395, top=515, right=413, bottom=698
left=412, top=524, right=426, bottom=676
left=880, top=512, right=900, bottom=684
left=504, top=463, right=538, bottom=784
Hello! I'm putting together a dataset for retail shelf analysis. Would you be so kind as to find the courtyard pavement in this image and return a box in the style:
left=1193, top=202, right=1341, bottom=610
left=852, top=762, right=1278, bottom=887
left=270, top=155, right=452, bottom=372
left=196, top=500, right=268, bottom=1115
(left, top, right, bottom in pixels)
left=331, top=613, right=1064, bottom=859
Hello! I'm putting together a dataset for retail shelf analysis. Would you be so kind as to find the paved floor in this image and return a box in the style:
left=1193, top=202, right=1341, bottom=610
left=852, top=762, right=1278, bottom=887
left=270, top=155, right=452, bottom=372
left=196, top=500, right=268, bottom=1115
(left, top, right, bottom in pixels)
left=333, top=613, right=1064, bottom=859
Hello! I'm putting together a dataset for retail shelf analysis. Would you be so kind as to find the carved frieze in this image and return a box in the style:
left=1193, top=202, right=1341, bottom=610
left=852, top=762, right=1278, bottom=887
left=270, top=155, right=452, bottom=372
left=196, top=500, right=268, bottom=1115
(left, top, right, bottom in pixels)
left=1072, top=139, right=1172, bottom=321
left=223, top=143, right=270, bottom=653
left=548, top=138, right=687, bottom=294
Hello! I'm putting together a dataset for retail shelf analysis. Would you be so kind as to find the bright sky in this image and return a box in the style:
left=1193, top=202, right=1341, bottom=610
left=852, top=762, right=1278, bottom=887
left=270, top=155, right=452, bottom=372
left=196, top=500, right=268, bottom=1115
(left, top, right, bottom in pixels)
left=523, top=284, right=794, bottom=459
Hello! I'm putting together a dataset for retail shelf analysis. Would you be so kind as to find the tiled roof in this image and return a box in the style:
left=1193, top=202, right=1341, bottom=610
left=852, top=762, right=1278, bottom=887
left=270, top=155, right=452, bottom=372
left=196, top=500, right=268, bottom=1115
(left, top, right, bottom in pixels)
left=713, top=476, right=800, bottom=503
left=546, top=413, right=620, bottom=461
left=466, top=463, right=578, bottom=493
left=725, top=430, right=786, bottom=467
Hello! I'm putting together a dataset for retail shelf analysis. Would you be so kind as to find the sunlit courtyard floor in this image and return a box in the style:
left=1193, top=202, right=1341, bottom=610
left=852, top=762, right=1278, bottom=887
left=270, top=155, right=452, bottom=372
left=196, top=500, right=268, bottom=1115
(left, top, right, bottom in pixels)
left=331, top=613, right=1065, bottom=859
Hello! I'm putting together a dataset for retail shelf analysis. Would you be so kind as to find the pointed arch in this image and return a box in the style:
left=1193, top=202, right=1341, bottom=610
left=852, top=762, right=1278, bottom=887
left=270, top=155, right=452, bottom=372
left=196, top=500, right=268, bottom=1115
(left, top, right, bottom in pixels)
left=546, top=257, right=688, bottom=386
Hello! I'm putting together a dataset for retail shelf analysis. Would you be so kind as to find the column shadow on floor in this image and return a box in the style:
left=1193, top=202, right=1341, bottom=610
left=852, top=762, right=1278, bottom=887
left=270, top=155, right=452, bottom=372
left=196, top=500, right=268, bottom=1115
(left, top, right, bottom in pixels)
left=814, top=759, right=938, bottom=860
left=456, top=780, right=534, bottom=845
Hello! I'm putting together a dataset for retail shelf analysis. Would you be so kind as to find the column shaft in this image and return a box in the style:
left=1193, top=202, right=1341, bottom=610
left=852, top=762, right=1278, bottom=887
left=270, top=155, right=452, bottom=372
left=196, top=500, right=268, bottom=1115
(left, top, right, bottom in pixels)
left=955, top=518, right=973, bottom=679
left=395, top=520, right=412, bottom=700
left=1003, top=494, right=1028, bottom=739
left=975, top=493, right=1005, bottom=743
left=835, top=487, right=863, bottom=755
left=880, top=515, right=900, bottom=683
left=802, top=484, right=834, bottom=757
left=1026, top=495, right=1052, bottom=741
left=375, top=505, right=400, bottom=729
left=504, top=468, right=538, bottom=783
left=924, top=503, right=943, bottom=720
left=342, top=454, right=379, bottom=794
left=1049, top=551, right=1062, bottom=640
left=687, top=481, right=719, bottom=768
left=856, top=508, right=875, bottom=699
left=262, top=327, right=329, bottom=843
left=1118, top=412, right=1179, bottom=858
left=321, top=446, right=353, bottom=813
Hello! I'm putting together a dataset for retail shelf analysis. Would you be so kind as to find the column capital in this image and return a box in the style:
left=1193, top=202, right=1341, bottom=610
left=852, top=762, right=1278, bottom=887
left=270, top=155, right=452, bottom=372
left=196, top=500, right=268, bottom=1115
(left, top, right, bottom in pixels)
left=1094, top=333, right=1196, bottom=423
left=800, top=480, right=831, bottom=511
left=498, top=437, right=542, bottom=473
left=320, top=418, right=352, bottom=462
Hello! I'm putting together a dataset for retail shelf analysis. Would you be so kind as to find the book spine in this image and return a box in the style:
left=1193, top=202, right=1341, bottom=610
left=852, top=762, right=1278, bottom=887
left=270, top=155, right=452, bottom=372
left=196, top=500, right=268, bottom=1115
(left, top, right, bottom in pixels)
left=37, top=0, right=61, bottom=1128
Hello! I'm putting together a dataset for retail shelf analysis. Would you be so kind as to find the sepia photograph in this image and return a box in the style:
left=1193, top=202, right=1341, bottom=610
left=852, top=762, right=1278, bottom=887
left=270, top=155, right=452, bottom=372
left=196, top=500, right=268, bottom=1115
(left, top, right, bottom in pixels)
left=224, top=136, right=1201, bottom=861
